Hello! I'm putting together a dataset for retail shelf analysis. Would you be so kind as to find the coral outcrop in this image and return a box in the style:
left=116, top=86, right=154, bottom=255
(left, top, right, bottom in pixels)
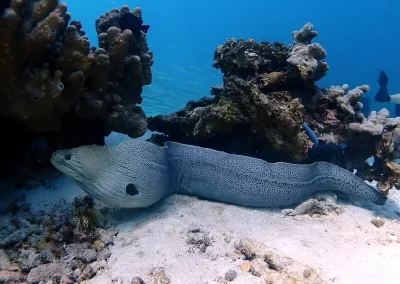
left=148, top=23, right=333, bottom=162
left=0, top=1, right=153, bottom=175
left=148, top=22, right=400, bottom=195
left=0, top=1, right=152, bottom=137
left=0, top=0, right=76, bottom=132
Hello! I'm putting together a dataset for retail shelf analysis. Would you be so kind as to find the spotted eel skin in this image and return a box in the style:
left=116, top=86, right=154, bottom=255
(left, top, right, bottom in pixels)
left=50, top=140, right=387, bottom=208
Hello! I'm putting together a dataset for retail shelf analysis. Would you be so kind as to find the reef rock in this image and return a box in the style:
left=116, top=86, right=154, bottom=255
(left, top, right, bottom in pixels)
left=149, top=23, right=351, bottom=162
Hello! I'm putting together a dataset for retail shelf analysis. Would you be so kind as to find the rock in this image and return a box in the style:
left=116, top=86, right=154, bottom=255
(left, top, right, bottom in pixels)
left=76, top=248, right=97, bottom=263
left=234, top=238, right=326, bottom=283
left=0, top=269, right=26, bottom=283
left=90, top=260, right=107, bottom=272
left=148, top=267, right=170, bottom=284
left=27, top=262, right=70, bottom=283
left=0, top=224, right=41, bottom=247
left=97, top=247, right=111, bottom=261
left=388, top=234, right=398, bottom=242
left=81, top=265, right=96, bottom=280
left=97, top=228, right=114, bottom=246
left=59, top=274, right=74, bottom=284
left=258, top=72, right=286, bottom=92
left=131, top=276, right=146, bottom=284
left=224, top=269, right=237, bottom=281
left=186, top=225, right=211, bottom=253
left=16, top=248, right=42, bottom=271
left=304, top=268, right=312, bottom=278
left=249, top=258, right=268, bottom=277
left=0, top=249, right=26, bottom=283
left=282, top=193, right=344, bottom=216
left=371, top=217, right=385, bottom=228
left=0, top=249, right=11, bottom=270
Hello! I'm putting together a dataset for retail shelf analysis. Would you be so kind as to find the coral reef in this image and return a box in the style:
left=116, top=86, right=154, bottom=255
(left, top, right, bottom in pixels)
left=0, top=3, right=154, bottom=280
left=0, top=1, right=152, bottom=135
left=0, top=1, right=154, bottom=182
left=147, top=22, right=400, bottom=195
left=346, top=109, right=400, bottom=192
left=148, top=23, right=330, bottom=162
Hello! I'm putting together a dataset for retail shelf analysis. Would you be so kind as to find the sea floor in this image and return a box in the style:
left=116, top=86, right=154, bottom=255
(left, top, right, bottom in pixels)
left=82, top=187, right=400, bottom=284
left=0, top=132, right=399, bottom=284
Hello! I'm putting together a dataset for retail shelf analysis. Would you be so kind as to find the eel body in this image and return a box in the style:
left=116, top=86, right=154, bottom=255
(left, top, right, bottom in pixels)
left=50, top=140, right=387, bottom=208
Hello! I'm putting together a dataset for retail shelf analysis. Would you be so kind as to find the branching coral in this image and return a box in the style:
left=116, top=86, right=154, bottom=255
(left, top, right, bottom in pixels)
left=287, top=22, right=329, bottom=83
left=328, top=84, right=369, bottom=118
left=349, top=108, right=389, bottom=136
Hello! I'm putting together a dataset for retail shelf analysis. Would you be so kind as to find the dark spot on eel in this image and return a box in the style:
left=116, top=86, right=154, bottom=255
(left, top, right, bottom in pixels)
left=65, top=154, right=71, bottom=160
left=126, top=183, right=139, bottom=196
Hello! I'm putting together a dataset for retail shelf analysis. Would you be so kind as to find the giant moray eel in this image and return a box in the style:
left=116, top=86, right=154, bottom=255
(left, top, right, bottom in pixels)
left=50, top=140, right=387, bottom=208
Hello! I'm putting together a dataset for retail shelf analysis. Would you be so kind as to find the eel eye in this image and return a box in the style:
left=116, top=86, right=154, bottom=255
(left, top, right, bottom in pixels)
left=65, top=154, right=72, bottom=161
left=126, top=183, right=139, bottom=196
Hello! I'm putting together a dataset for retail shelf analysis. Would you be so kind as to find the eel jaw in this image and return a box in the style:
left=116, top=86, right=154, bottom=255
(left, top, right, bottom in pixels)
left=51, top=150, right=107, bottom=204
left=50, top=150, right=88, bottom=184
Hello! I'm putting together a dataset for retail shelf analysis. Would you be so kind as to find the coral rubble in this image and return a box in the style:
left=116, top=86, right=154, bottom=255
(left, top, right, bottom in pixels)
left=234, top=238, right=325, bottom=283
left=0, top=195, right=114, bottom=283
left=148, top=22, right=399, bottom=195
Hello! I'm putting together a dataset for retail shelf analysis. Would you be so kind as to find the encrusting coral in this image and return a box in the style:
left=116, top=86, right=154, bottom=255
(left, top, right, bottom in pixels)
left=0, top=1, right=152, bottom=138
left=328, top=84, right=369, bottom=118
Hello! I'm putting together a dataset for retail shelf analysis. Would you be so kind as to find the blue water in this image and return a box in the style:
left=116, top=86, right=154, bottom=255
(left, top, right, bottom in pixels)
left=66, top=0, right=400, bottom=117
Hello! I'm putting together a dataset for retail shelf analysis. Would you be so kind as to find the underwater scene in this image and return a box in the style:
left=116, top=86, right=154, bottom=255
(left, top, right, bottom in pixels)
left=0, top=0, right=400, bottom=283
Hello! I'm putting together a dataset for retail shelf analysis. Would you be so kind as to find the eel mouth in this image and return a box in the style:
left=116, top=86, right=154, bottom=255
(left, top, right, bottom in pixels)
left=50, top=150, right=84, bottom=181
left=50, top=151, right=100, bottom=199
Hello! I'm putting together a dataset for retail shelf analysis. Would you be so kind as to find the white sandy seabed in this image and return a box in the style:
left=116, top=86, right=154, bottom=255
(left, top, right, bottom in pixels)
left=6, top=131, right=400, bottom=284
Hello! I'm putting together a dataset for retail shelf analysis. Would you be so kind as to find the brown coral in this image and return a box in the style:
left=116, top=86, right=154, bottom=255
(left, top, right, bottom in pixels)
left=0, top=1, right=76, bottom=131
left=148, top=28, right=321, bottom=161
left=0, top=2, right=153, bottom=139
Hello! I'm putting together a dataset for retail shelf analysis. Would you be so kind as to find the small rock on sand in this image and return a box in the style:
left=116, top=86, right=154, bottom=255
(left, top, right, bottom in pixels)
left=131, top=276, right=145, bottom=284
left=224, top=269, right=237, bottom=281
left=371, top=217, right=385, bottom=228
